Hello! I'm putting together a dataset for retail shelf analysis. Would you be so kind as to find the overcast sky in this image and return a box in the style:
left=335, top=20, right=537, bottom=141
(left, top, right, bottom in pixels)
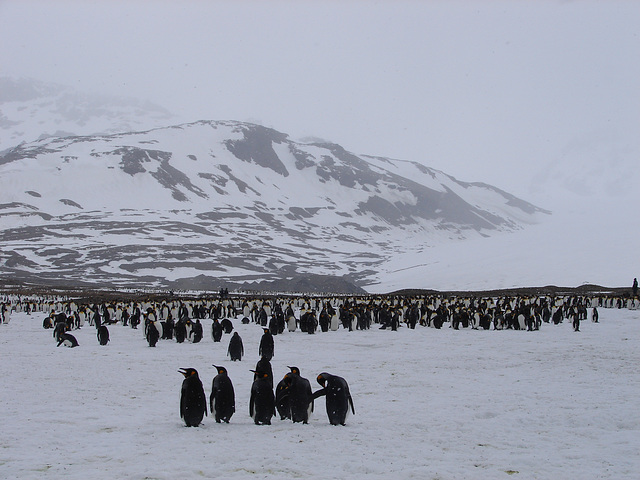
left=1, top=0, right=638, bottom=207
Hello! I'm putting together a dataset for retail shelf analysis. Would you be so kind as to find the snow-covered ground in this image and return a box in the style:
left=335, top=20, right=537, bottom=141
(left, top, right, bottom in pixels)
left=369, top=194, right=640, bottom=293
left=1, top=307, right=639, bottom=479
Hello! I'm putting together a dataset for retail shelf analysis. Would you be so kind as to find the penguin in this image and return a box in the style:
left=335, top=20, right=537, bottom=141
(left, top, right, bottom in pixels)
left=254, top=357, right=273, bottom=388
left=184, top=319, right=193, bottom=342
left=191, top=319, right=203, bottom=343
left=221, top=318, right=234, bottom=334
left=179, top=368, right=207, bottom=427
left=211, top=318, right=223, bottom=342
left=275, top=375, right=291, bottom=420
left=174, top=319, right=187, bottom=343
left=210, top=365, right=235, bottom=423
left=249, top=369, right=275, bottom=425
left=53, top=321, right=67, bottom=343
left=161, top=316, right=174, bottom=340
left=330, top=311, right=339, bottom=331
left=97, top=325, right=110, bottom=345
left=286, top=314, right=297, bottom=332
left=312, top=372, right=355, bottom=426
left=57, top=332, right=79, bottom=348
left=284, top=366, right=313, bottom=424
left=146, top=319, right=159, bottom=347
left=258, top=328, right=274, bottom=361
left=227, top=332, right=244, bottom=361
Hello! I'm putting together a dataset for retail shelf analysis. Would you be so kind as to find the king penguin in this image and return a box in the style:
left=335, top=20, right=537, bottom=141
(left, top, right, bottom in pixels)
left=312, top=372, right=355, bottom=425
left=97, top=325, right=110, bottom=346
left=285, top=366, right=313, bottom=424
left=210, top=365, right=235, bottom=423
left=179, top=368, right=207, bottom=427
left=249, top=369, right=275, bottom=425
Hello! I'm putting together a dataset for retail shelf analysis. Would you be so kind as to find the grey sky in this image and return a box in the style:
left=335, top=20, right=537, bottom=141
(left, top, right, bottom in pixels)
left=1, top=0, right=638, bottom=206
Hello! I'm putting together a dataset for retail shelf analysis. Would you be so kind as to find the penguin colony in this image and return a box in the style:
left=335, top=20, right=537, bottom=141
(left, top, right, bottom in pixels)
left=3, top=289, right=638, bottom=427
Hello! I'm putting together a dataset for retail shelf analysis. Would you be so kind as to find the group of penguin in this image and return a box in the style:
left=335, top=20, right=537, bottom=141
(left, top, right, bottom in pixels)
left=179, top=362, right=355, bottom=428
left=44, top=310, right=111, bottom=348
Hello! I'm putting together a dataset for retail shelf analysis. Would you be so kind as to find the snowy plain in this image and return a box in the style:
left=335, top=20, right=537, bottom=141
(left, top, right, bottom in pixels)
left=1, top=306, right=639, bottom=480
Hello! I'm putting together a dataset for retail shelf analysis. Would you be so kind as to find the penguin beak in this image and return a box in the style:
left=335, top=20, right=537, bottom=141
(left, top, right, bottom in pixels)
left=178, top=368, right=188, bottom=377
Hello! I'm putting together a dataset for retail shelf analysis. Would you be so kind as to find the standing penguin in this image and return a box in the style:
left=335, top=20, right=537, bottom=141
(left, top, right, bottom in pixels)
left=97, top=325, right=110, bottom=346
left=312, top=372, right=355, bottom=426
left=275, top=374, right=291, bottom=420
left=249, top=369, right=275, bottom=425
left=258, top=328, right=274, bottom=361
left=227, top=332, right=244, bottom=361
left=572, top=312, right=580, bottom=332
left=254, top=357, right=274, bottom=388
left=284, top=366, right=314, bottom=424
left=191, top=319, right=203, bottom=343
left=147, top=320, right=160, bottom=347
left=211, top=318, right=223, bottom=342
left=210, top=365, right=235, bottom=423
left=179, top=368, right=207, bottom=427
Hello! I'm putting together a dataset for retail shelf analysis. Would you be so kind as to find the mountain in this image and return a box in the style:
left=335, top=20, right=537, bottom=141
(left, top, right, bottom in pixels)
left=0, top=76, right=175, bottom=150
left=0, top=118, right=548, bottom=293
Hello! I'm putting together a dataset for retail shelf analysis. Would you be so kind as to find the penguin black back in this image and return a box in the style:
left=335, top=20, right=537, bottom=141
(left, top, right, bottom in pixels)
left=228, top=332, right=244, bottom=361
left=97, top=325, right=110, bottom=346
left=258, top=328, right=274, bottom=361
left=254, top=357, right=273, bottom=388
left=179, top=368, right=207, bottom=427
left=210, top=365, right=235, bottom=423
left=221, top=318, right=234, bottom=334
left=249, top=369, right=275, bottom=425
left=285, top=366, right=313, bottom=423
left=147, top=321, right=160, bottom=347
left=275, top=375, right=291, bottom=420
left=57, top=332, right=79, bottom=348
left=211, top=319, right=223, bottom=342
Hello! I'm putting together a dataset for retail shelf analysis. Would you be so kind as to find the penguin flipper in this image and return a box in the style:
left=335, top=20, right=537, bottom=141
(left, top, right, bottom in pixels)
left=311, top=388, right=326, bottom=400
left=348, top=395, right=355, bottom=415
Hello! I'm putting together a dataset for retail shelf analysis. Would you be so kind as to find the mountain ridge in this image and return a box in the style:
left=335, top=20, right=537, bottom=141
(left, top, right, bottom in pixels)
left=0, top=78, right=551, bottom=293
left=0, top=119, right=548, bottom=292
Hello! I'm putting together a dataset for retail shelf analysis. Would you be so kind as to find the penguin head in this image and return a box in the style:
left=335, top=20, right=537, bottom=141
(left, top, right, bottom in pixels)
left=263, top=328, right=270, bottom=333
left=317, top=372, right=329, bottom=386
left=212, top=365, right=227, bottom=375
left=179, top=368, right=199, bottom=378
left=287, top=366, right=300, bottom=375
left=250, top=369, right=269, bottom=379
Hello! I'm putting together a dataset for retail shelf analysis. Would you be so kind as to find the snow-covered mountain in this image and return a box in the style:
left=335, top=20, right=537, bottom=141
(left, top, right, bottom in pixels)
left=0, top=76, right=175, bottom=150
left=0, top=117, right=548, bottom=292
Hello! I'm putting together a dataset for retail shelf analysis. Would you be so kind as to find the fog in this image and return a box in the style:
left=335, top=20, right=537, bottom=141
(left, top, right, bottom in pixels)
left=1, top=1, right=638, bottom=287
left=2, top=1, right=638, bottom=205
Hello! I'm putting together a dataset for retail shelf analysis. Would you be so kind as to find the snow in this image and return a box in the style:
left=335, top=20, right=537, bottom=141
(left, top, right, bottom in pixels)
left=368, top=192, right=640, bottom=293
left=1, top=305, right=639, bottom=479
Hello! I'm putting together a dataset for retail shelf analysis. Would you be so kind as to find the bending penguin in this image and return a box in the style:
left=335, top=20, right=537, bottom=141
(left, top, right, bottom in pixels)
left=210, top=365, right=235, bottom=423
left=57, top=332, right=79, bottom=348
left=179, top=368, right=207, bottom=427
left=312, top=372, right=355, bottom=426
